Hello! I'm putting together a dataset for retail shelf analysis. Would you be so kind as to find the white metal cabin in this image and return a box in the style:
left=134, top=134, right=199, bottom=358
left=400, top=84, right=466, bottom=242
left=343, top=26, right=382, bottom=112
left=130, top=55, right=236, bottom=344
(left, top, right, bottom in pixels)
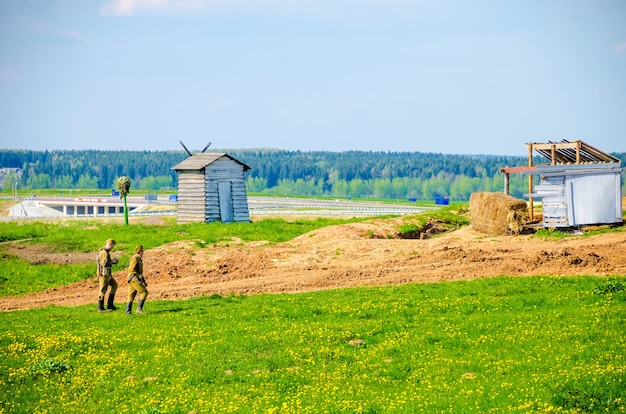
left=501, top=140, right=623, bottom=228
left=171, top=153, right=251, bottom=224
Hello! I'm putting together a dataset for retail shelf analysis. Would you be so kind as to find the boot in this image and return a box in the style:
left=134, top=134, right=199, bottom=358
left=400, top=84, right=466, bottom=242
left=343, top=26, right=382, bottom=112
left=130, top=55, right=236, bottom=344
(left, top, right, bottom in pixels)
left=125, top=302, right=132, bottom=315
left=98, top=299, right=111, bottom=313
left=107, top=294, right=118, bottom=311
left=136, top=300, right=145, bottom=314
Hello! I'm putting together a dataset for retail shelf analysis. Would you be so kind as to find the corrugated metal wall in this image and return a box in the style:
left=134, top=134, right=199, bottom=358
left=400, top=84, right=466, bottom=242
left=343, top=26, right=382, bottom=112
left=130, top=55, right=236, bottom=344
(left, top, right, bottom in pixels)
left=534, top=167, right=622, bottom=227
left=565, top=172, right=621, bottom=226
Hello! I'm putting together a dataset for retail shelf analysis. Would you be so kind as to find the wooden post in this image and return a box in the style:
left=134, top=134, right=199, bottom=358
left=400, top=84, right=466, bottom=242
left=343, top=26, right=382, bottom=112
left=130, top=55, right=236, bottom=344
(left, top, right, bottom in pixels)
left=527, top=144, right=534, bottom=221
left=503, top=170, right=510, bottom=195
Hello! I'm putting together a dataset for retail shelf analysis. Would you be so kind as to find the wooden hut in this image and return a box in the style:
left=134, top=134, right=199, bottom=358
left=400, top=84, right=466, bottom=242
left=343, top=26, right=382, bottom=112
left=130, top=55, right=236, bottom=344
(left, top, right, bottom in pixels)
left=171, top=153, right=251, bottom=224
left=500, top=139, right=623, bottom=228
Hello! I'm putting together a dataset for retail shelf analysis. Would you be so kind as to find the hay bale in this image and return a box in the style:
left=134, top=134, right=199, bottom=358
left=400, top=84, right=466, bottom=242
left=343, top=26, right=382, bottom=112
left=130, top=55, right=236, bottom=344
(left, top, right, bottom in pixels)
left=470, top=192, right=529, bottom=235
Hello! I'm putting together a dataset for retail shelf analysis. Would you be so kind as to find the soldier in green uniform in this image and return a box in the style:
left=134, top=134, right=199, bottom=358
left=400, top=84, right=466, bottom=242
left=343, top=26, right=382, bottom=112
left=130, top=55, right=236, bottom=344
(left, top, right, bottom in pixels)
left=97, top=238, right=119, bottom=312
left=126, top=245, right=148, bottom=315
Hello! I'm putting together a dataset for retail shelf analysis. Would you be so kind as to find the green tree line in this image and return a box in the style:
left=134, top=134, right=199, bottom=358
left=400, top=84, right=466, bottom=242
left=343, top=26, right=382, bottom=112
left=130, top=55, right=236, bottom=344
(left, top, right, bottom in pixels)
left=1, top=149, right=624, bottom=201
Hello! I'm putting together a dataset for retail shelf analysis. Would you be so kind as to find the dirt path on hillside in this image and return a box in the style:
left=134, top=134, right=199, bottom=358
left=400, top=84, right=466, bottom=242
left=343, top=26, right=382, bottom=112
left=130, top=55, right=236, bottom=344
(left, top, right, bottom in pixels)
left=2, top=217, right=626, bottom=311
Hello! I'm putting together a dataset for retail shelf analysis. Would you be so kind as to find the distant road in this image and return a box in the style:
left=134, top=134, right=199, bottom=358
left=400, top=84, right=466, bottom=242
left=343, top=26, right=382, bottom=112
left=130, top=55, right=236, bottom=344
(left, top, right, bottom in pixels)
left=1, top=195, right=435, bottom=219
left=248, top=196, right=434, bottom=217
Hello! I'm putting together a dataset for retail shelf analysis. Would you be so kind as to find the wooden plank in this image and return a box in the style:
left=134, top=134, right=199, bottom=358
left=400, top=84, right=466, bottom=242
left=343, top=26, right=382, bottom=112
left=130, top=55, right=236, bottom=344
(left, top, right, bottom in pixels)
left=529, top=142, right=580, bottom=151
left=580, top=142, right=621, bottom=163
left=500, top=165, right=537, bottom=173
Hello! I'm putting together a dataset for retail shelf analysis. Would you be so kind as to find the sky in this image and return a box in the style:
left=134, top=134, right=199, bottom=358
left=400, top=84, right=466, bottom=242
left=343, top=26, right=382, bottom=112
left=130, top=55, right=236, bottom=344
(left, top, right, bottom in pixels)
left=0, top=0, right=625, bottom=156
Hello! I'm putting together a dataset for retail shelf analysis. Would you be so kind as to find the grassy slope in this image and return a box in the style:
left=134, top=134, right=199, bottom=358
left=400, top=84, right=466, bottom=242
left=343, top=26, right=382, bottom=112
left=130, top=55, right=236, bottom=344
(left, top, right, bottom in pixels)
left=1, top=210, right=625, bottom=413
left=1, top=277, right=625, bottom=413
left=0, top=216, right=368, bottom=297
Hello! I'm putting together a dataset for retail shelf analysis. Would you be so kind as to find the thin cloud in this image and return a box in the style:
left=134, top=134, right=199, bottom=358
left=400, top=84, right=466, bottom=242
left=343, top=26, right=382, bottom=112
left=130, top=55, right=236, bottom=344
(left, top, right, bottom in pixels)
left=614, top=41, right=626, bottom=54
left=99, top=0, right=199, bottom=17
left=1, top=15, right=85, bottom=43
left=96, top=0, right=407, bottom=17
left=98, top=0, right=318, bottom=17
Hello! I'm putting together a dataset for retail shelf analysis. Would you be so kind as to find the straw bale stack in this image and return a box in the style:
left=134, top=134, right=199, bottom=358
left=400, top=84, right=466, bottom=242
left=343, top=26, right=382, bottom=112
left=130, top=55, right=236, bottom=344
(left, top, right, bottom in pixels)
left=470, top=192, right=529, bottom=235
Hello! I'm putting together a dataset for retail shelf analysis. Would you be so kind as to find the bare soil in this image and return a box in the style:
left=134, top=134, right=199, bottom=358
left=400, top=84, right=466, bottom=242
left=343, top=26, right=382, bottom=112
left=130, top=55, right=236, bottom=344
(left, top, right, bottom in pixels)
left=2, top=217, right=626, bottom=311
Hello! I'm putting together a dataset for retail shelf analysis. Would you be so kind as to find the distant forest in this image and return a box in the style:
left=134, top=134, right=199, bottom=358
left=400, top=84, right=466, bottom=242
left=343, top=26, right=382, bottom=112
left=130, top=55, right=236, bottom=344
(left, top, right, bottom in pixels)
left=1, top=149, right=625, bottom=201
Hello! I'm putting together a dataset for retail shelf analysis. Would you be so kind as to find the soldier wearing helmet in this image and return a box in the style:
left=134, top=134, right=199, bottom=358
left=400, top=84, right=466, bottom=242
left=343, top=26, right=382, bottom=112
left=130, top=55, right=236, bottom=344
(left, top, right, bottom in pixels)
left=126, top=245, right=148, bottom=315
left=96, top=238, right=119, bottom=312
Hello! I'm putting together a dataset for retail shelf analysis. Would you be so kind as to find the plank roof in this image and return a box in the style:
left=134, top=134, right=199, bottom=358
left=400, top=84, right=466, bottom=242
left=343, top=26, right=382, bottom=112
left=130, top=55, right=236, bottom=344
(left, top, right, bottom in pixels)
left=529, top=139, right=620, bottom=164
left=171, top=153, right=251, bottom=172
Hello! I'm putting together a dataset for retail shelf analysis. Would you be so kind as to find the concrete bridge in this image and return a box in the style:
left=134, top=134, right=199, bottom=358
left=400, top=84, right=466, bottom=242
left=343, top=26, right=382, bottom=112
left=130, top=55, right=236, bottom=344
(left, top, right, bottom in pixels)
left=6, top=196, right=164, bottom=218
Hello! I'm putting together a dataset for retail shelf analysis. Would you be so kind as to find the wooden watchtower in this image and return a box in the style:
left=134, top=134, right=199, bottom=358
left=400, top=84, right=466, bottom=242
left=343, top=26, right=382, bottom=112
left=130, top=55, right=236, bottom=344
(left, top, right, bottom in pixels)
left=172, top=145, right=251, bottom=224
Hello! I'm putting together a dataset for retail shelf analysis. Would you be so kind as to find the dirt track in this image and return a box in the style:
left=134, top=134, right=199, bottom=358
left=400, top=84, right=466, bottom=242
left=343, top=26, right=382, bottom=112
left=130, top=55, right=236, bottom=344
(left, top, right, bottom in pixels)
left=2, top=216, right=626, bottom=312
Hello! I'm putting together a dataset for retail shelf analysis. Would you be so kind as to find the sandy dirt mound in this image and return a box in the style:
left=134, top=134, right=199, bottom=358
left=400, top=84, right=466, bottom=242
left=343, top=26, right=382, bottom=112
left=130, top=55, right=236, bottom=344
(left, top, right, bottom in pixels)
left=3, top=243, right=123, bottom=265
left=2, top=219, right=626, bottom=311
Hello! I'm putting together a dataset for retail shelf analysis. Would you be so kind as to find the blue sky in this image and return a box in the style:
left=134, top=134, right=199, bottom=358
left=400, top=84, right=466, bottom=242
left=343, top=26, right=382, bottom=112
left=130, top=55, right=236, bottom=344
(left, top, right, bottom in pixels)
left=0, top=0, right=625, bottom=156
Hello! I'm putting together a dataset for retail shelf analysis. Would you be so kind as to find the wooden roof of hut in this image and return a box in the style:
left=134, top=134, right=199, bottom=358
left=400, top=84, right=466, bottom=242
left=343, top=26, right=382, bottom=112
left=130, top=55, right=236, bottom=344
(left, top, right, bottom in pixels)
left=171, top=152, right=251, bottom=172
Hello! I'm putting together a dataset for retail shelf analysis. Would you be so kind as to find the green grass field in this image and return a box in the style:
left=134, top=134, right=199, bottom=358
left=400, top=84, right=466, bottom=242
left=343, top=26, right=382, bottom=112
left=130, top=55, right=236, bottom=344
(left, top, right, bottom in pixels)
left=1, top=211, right=625, bottom=413
left=1, top=277, right=625, bottom=413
